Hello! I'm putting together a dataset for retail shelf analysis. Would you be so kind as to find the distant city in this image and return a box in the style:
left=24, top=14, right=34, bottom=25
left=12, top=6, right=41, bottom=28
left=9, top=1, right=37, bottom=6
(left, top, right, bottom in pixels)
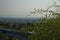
left=0, top=18, right=40, bottom=24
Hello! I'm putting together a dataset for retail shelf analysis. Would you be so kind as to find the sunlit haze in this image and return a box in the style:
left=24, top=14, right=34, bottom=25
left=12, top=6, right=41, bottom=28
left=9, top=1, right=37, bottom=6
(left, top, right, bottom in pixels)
left=0, top=0, right=58, bottom=18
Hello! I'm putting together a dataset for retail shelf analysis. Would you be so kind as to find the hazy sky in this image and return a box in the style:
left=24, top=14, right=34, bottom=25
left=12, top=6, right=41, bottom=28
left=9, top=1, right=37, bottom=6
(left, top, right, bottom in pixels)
left=0, top=0, right=57, bottom=18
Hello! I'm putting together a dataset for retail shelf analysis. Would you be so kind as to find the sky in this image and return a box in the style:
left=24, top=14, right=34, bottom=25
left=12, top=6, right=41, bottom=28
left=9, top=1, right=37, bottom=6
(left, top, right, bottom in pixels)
left=0, top=0, right=58, bottom=18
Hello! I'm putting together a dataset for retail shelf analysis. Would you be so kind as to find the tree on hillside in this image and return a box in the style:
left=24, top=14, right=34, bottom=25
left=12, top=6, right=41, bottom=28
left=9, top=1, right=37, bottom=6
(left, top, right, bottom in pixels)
left=26, top=0, right=60, bottom=40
